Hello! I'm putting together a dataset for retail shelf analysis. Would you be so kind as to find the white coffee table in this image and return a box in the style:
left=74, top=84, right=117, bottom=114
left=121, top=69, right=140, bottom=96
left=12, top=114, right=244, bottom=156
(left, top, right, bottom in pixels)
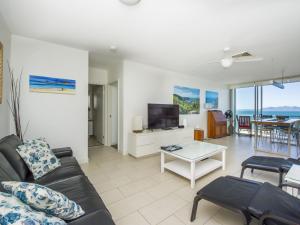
left=161, top=141, right=227, bottom=188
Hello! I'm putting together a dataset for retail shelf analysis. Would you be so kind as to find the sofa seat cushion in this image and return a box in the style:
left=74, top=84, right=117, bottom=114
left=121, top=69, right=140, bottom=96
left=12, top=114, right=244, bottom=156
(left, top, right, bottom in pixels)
left=0, top=135, right=29, bottom=180
left=248, top=182, right=300, bottom=221
left=27, top=157, right=84, bottom=185
left=68, top=209, right=115, bottom=225
left=197, top=176, right=261, bottom=211
left=242, top=156, right=291, bottom=172
left=45, top=175, right=109, bottom=218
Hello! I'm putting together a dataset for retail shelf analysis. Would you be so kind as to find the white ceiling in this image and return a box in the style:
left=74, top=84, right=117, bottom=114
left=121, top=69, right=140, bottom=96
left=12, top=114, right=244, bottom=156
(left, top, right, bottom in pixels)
left=1, top=0, right=300, bottom=84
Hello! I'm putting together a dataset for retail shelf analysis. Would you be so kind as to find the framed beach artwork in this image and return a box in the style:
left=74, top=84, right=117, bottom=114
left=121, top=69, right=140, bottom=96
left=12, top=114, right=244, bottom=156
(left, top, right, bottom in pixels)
left=205, top=90, right=219, bottom=109
left=173, top=85, right=200, bottom=114
left=29, top=75, right=76, bottom=94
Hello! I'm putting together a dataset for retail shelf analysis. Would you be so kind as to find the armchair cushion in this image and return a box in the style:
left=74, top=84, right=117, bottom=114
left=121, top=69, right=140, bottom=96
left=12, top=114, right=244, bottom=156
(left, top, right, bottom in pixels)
left=248, top=182, right=300, bottom=222
left=241, top=156, right=291, bottom=173
left=197, top=176, right=261, bottom=211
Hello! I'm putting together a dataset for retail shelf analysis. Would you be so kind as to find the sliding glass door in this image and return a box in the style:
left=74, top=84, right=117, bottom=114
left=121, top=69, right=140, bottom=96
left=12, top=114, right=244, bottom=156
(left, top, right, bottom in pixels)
left=235, top=86, right=255, bottom=119
left=234, top=81, right=300, bottom=157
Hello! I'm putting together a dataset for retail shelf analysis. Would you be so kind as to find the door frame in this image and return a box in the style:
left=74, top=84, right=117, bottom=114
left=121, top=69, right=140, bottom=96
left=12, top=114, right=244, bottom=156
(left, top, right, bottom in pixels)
left=88, top=84, right=106, bottom=145
left=106, top=80, right=121, bottom=152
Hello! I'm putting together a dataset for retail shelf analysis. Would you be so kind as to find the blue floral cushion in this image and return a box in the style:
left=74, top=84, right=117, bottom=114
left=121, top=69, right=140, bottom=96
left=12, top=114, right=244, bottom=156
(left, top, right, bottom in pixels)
left=0, top=191, right=66, bottom=225
left=16, top=138, right=61, bottom=180
left=2, top=181, right=85, bottom=220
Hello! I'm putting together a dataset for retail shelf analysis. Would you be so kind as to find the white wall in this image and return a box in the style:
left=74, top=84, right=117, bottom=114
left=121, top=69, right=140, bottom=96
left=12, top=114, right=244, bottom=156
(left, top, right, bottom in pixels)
left=0, top=15, right=11, bottom=138
left=10, top=35, right=89, bottom=163
left=122, top=60, right=229, bottom=154
left=89, top=67, right=107, bottom=85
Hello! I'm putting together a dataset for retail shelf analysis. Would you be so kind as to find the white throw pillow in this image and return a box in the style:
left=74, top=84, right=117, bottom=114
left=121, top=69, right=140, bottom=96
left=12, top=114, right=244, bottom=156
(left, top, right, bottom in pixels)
left=16, top=138, right=61, bottom=180
left=2, top=181, right=85, bottom=220
left=0, top=191, right=66, bottom=225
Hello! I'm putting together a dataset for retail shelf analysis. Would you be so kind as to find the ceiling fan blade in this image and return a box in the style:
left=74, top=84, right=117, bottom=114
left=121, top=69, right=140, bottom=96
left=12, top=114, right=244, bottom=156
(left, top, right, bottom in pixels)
left=207, top=60, right=220, bottom=64
left=231, top=51, right=251, bottom=58
left=233, top=57, right=263, bottom=63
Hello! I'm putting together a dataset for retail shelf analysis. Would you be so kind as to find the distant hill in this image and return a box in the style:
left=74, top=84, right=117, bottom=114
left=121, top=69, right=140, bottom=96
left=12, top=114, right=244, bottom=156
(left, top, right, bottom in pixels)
left=239, top=106, right=300, bottom=111
left=263, top=106, right=300, bottom=111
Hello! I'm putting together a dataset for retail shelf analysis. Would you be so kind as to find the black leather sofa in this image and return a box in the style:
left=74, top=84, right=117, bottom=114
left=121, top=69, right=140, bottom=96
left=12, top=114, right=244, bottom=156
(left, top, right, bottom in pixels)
left=0, top=134, right=115, bottom=225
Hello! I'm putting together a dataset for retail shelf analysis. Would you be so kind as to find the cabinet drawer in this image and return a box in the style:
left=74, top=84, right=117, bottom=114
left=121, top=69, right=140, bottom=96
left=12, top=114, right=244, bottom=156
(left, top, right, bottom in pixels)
left=136, top=135, right=156, bottom=146
left=136, top=145, right=159, bottom=157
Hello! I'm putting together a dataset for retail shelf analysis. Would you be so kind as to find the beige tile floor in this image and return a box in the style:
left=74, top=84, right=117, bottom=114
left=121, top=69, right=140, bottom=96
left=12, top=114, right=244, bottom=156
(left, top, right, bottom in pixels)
left=81, top=136, right=281, bottom=225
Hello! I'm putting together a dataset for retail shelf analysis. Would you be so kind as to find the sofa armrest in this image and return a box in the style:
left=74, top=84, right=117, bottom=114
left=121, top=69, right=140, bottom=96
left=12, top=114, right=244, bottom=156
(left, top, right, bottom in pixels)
left=259, top=211, right=300, bottom=225
left=51, top=147, right=73, bottom=158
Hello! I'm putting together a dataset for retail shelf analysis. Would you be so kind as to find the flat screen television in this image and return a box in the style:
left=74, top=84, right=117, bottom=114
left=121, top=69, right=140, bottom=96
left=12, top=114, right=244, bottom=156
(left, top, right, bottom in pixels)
left=148, top=104, right=179, bottom=129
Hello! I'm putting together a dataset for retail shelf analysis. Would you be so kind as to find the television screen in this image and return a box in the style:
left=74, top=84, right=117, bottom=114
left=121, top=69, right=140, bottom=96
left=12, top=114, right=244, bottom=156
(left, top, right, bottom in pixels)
left=148, top=104, right=179, bottom=129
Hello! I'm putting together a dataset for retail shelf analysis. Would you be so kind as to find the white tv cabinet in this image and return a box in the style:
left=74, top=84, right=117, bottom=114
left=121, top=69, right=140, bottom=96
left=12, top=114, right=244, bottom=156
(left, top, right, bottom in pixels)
left=128, top=128, right=194, bottom=158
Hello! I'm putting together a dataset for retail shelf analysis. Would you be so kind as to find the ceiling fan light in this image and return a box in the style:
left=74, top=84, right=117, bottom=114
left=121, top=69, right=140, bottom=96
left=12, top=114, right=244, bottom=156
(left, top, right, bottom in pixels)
left=221, top=58, right=233, bottom=68
left=119, top=0, right=141, bottom=6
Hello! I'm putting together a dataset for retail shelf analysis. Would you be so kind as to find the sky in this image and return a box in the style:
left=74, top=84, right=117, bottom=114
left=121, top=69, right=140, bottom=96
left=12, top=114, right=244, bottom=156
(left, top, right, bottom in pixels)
left=236, top=82, right=300, bottom=110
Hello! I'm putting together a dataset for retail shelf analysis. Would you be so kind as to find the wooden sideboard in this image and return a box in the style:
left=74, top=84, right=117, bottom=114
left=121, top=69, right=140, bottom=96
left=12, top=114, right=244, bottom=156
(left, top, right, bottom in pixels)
left=207, top=110, right=227, bottom=138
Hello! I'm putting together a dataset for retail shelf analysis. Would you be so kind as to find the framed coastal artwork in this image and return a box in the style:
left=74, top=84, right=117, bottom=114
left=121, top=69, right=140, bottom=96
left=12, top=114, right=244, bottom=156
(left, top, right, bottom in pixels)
left=0, top=42, right=3, bottom=104
left=205, top=90, right=218, bottom=109
left=29, top=75, right=76, bottom=94
left=173, top=85, right=200, bottom=114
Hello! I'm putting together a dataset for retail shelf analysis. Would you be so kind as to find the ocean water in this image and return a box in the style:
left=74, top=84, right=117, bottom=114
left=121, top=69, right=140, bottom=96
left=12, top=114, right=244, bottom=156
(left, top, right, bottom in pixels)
left=29, top=75, right=76, bottom=90
left=237, top=110, right=300, bottom=118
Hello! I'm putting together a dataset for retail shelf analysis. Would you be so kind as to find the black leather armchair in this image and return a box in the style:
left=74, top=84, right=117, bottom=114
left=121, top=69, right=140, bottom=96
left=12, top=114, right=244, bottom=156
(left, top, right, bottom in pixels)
left=191, top=176, right=300, bottom=225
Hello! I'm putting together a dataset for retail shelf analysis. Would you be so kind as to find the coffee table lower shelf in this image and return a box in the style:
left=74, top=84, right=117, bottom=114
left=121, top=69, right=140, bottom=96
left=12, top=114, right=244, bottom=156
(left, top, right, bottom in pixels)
left=164, top=159, right=223, bottom=187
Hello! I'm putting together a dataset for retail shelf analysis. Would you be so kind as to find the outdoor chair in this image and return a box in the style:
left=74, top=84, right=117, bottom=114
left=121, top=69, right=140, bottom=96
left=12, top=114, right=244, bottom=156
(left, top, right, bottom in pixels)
left=191, top=176, right=300, bottom=225
left=237, top=115, right=252, bottom=136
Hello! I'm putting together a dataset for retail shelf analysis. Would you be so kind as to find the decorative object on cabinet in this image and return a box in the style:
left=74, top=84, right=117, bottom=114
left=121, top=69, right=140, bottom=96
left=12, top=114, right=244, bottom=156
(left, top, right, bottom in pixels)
left=132, top=116, right=143, bottom=133
left=207, top=110, right=227, bottom=138
left=182, top=118, right=188, bottom=128
left=194, top=129, right=204, bottom=141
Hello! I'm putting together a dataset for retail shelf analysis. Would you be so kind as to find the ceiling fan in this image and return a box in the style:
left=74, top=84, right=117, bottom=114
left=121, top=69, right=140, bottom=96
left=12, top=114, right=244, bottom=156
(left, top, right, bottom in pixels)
left=211, top=47, right=263, bottom=68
